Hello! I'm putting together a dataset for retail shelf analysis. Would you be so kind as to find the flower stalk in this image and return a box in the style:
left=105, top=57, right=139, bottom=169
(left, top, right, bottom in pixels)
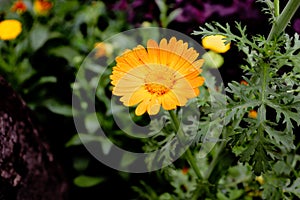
left=168, top=110, right=203, bottom=180
left=274, top=0, right=279, bottom=17
left=267, top=0, right=300, bottom=41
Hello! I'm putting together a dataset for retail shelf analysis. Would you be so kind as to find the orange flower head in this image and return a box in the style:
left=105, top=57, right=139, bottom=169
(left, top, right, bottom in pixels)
left=94, top=42, right=113, bottom=58
left=240, top=80, right=248, bottom=86
left=181, top=167, right=189, bottom=175
left=11, top=0, right=27, bottom=14
left=110, top=37, right=205, bottom=116
left=248, top=110, right=257, bottom=119
left=33, top=0, right=53, bottom=15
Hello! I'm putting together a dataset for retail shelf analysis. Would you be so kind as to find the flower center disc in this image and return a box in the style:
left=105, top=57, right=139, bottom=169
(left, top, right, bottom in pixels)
left=144, top=67, right=176, bottom=96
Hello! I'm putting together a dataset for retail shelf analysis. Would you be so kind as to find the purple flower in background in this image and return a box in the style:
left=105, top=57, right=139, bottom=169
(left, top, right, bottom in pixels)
left=174, top=0, right=261, bottom=25
left=113, top=0, right=128, bottom=10
left=293, top=19, right=300, bottom=34
left=175, top=4, right=206, bottom=24
left=169, top=0, right=267, bottom=34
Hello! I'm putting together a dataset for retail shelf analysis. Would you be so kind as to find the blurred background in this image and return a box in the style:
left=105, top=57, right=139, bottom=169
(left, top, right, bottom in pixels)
left=0, top=0, right=299, bottom=199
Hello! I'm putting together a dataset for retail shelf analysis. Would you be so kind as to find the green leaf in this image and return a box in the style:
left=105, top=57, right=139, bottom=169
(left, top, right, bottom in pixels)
left=252, top=142, right=271, bottom=175
left=159, top=193, right=174, bottom=200
left=229, top=189, right=244, bottom=199
left=43, top=99, right=73, bottom=116
left=240, top=140, right=271, bottom=175
left=285, top=178, right=300, bottom=198
left=216, top=192, right=229, bottom=200
left=65, top=133, right=102, bottom=147
left=24, top=76, right=57, bottom=94
left=73, top=157, right=90, bottom=172
left=48, top=46, right=80, bottom=65
left=74, top=175, right=105, bottom=188
left=167, top=8, right=181, bottom=24
left=262, top=183, right=282, bottom=200
left=273, top=161, right=291, bottom=175
left=84, top=114, right=99, bottom=133
left=264, top=124, right=295, bottom=151
left=30, top=24, right=49, bottom=51
left=15, top=59, right=36, bottom=84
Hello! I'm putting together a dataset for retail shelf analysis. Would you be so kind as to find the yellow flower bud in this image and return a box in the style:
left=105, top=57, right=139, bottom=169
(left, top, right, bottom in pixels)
left=202, top=35, right=230, bottom=53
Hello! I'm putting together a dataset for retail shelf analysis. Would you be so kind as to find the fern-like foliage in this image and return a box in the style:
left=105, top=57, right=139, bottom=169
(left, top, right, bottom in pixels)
left=193, top=22, right=300, bottom=178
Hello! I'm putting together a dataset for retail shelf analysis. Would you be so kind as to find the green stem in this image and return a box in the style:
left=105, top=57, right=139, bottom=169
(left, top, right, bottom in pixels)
left=168, top=110, right=203, bottom=180
left=261, top=63, right=268, bottom=103
left=203, top=140, right=226, bottom=180
left=267, top=0, right=300, bottom=41
left=274, top=0, right=280, bottom=17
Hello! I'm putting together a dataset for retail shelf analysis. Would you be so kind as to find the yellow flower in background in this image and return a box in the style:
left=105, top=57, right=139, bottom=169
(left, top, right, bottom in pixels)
left=33, top=0, right=53, bottom=15
left=255, top=175, right=264, bottom=185
left=11, top=0, right=27, bottom=14
left=202, top=35, right=230, bottom=53
left=110, top=37, right=205, bottom=116
left=0, top=19, right=22, bottom=40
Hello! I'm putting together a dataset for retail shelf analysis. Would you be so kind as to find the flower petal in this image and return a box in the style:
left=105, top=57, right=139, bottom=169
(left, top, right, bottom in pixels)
left=135, top=98, right=151, bottom=116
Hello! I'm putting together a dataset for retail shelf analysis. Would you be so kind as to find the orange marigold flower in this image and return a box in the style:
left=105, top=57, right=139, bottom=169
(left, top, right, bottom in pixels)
left=202, top=35, right=230, bottom=53
left=110, top=37, right=205, bottom=116
left=94, top=42, right=113, bottom=58
left=248, top=109, right=257, bottom=119
left=33, top=0, right=53, bottom=15
left=11, top=0, right=27, bottom=14
left=240, top=80, right=248, bottom=86
left=181, top=167, right=189, bottom=175
left=0, top=19, right=22, bottom=40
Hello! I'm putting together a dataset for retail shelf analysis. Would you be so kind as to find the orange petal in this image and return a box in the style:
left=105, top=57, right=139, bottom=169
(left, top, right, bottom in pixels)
left=135, top=98, right=151, bottom=116
left=147, top=97, right=161, bottom=115
left=147, top=39, right=159, bottom=63
left=161, top=93, right=178, bottom=110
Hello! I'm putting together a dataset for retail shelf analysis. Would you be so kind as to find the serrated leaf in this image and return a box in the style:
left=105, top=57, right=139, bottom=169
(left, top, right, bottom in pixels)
left=285, top=178, right=300, bottom=198
left=264, top=124, right=295, bottom=151
left=240, top=140, right=257, bottom=163
left=273, top=161, right=291, bottom=175
left=262, top=183, right=282, bottom=200
left=252, top=142, right=271, bottom=175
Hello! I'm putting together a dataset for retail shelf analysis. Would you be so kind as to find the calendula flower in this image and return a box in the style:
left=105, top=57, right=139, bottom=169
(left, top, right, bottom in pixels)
left=0, top=19, right=22, bottom=40
left=255, top=175, right=264, bottom=185
left=94, top=42, right=113, bottom=58
left=33, top=0, right=53, bottom=15
left=248, top=109, right=257, bottom=119
left=240, top=80, right=248, bottom=86
left=110, top=37, right=205, bottom=116
left=11, top=0, right=27, bottom=14
left=202, top=35, right=230, bottom=53
left=181, top=167, right=189, bottom=175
